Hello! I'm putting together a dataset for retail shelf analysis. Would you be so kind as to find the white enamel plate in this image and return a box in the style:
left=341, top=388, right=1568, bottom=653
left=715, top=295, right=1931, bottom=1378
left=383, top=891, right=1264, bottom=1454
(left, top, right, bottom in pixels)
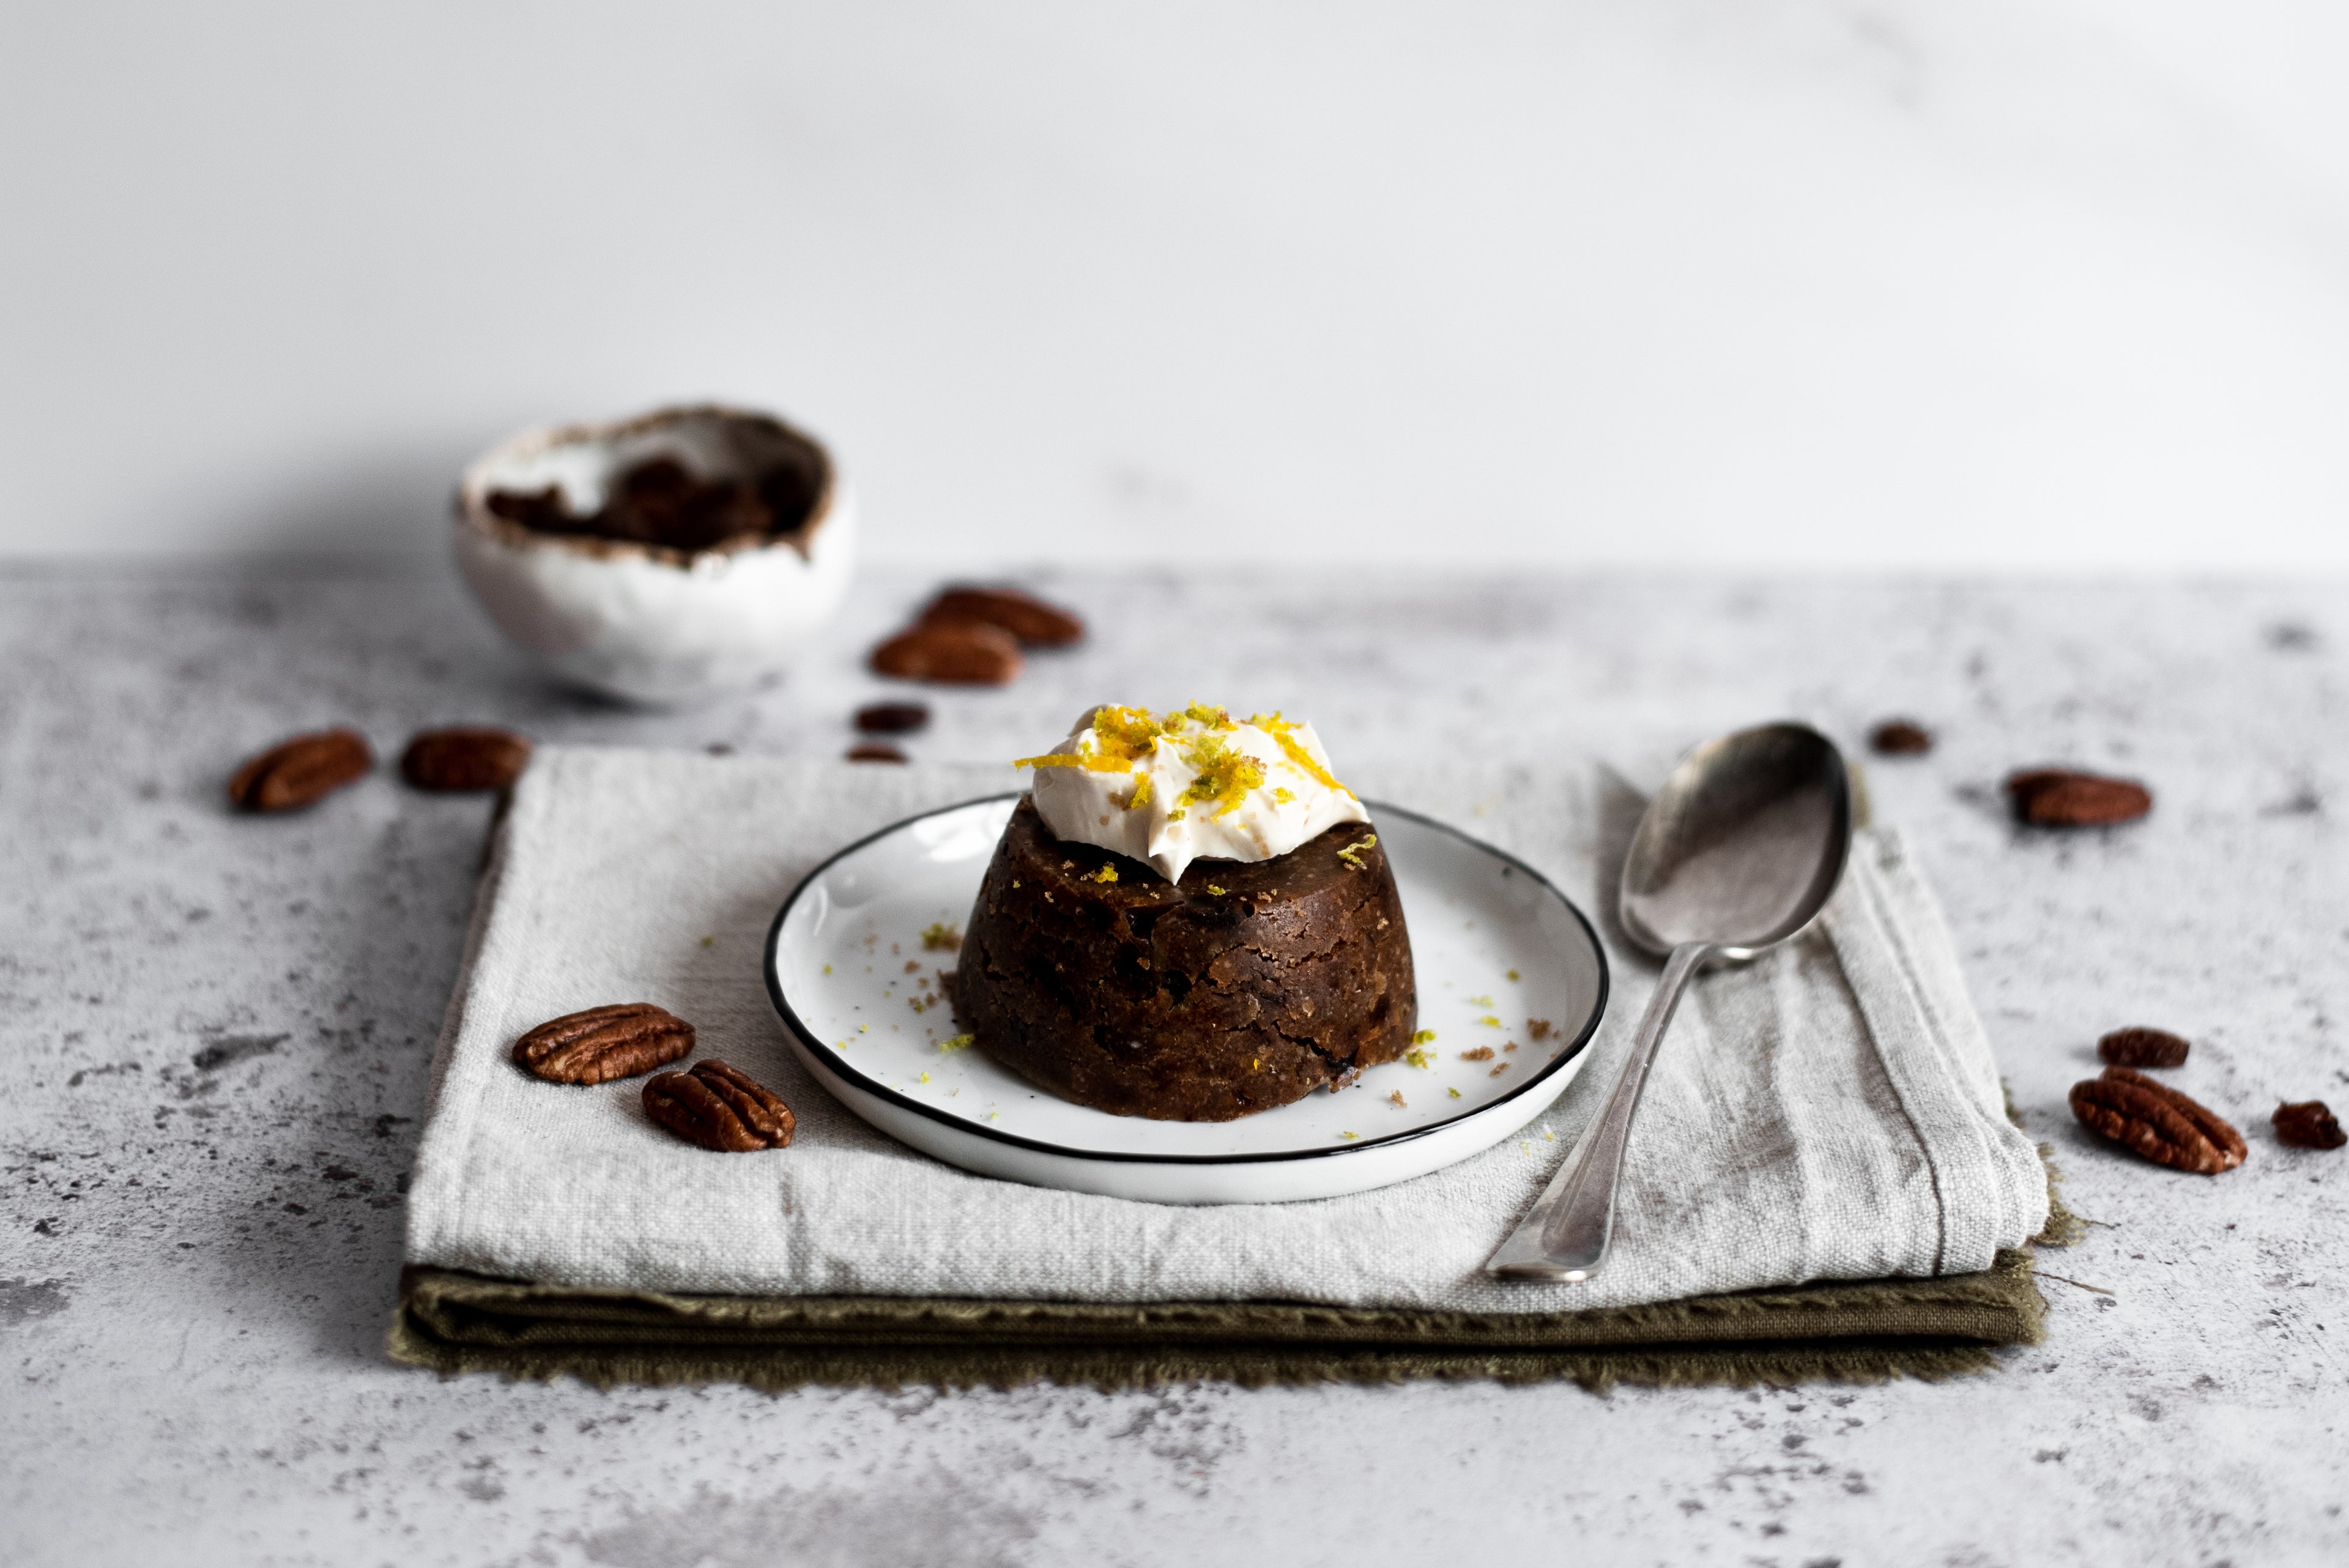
left=764, top=796, right=1609, bottom=1204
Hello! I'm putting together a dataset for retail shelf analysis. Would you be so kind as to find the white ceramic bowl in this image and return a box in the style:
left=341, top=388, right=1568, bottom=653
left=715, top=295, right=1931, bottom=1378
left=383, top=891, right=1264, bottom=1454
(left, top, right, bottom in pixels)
left=453, top=404, right=856, bottom=704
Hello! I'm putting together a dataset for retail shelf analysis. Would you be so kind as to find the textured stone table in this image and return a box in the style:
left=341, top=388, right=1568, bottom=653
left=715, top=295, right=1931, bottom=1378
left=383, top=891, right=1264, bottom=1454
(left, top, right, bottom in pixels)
left=3, top=565, right=2343, bottom=1567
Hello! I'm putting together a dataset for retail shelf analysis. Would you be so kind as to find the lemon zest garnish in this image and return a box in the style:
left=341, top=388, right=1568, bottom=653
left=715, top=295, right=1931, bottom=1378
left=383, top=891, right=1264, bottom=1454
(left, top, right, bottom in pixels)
left=1263, top=724, right=1354, bottom=800
left=1478, top=1015, right=1501, bottom=1028
left=822, top=964, right=832, bottom=975
left=1206, top=883, right=1228, bottom=896
left=1178, top=733, right=1265, bottom=817
left=1449, top=1087, right=1463, bottom=1099
left=1174, top=702, right=1234, bottom=732
left=1507, top=969, right=1520, bottom=981
left=918, top=1072, right=930, bottom=1083
left=1090, top=863, right=1119, bottom=883
left=921, top=922, right=961, bottom=951
left=1335, top=834, right=1378, bottom=869
left=1015, top=705, right=1168, bottom=773
left=1272, top=787, right=1294, bottom=804
left=1124, top=772, right=1154, bottom=811
left=1412, top=1028, right=1438, bottom=1045
left=939, top=1034, right=974, bottom=1052
left=1469, top=994, right=1494, bottom=1008
left=1089, top=705, right=1169, bottom=762
left=1014, top=751, right=1131, bottom=773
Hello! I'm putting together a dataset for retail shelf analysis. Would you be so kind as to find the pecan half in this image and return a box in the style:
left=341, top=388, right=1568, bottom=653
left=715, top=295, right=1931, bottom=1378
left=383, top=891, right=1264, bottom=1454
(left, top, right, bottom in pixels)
left=228, top=728, right=374, bottom=812
left=400, top=726, right=533, bottom=792
left=2098, top=1026, right=2189, bottom=1069
left=2069, top=1066, right=2245, bottom=1173
left=512, top=1003, right=694, bottom=1084
left=854, top=701, right=930, bottom=734
left=919, top=585, right=1084, bottom=647
left=2273, top=1100, right=2345, bottom=1150
left=644, top=1060, right=795, bottom=1151
left=870, top=620, right=1024, bottom=685
left=1869, top=719, right=1933, bottom=756
left=2006, top=768, right=2152, bottom=828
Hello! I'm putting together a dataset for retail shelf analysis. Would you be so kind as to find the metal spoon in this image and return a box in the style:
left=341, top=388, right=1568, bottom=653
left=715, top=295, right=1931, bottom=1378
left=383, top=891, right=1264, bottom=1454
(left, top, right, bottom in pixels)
left=1485, top=721, right=1853, bottom=1282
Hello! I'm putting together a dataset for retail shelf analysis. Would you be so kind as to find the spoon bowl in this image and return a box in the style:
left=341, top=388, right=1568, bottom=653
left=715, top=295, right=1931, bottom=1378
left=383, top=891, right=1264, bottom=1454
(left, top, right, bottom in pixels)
left=1620, top=723, right=1853, bottom=958
left=1488, top=721, right=1852, bottom=1282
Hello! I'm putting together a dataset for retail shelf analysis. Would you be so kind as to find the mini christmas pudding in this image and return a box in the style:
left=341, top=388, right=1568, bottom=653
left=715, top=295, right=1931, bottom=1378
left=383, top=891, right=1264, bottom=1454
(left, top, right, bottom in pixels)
left=952, top=705, right=1417, bottom=1121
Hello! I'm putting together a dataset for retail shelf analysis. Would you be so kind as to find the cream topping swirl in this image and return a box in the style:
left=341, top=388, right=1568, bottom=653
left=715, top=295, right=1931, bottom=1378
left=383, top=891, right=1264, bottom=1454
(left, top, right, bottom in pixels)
left=1017, top=704, right=1370, bottom=884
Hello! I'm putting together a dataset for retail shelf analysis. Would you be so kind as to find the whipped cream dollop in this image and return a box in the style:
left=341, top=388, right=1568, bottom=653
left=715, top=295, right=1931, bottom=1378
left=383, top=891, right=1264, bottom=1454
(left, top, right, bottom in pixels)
left=1017, top=704, right=1371, bottom=883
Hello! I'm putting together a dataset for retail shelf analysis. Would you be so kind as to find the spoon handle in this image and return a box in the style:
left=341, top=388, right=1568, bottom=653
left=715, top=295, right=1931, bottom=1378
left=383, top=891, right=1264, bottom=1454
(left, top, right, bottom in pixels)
left=1484, top=940, right=1712, bottom=1281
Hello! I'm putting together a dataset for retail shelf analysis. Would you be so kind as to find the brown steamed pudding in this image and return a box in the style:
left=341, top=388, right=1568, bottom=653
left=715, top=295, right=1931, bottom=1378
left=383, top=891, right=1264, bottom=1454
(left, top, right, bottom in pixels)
left=952, top=705, right=1417, bottom=1121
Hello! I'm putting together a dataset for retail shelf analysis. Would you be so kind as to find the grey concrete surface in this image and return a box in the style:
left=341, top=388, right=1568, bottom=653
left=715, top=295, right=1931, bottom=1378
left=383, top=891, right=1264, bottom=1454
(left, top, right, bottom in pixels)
left=2, top=564, right=2343, bottom=1567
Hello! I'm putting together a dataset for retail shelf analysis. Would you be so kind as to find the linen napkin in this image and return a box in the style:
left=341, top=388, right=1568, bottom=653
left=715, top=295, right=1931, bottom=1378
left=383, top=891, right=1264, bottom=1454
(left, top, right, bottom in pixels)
left=393, top=747, right=2056, bottom=1387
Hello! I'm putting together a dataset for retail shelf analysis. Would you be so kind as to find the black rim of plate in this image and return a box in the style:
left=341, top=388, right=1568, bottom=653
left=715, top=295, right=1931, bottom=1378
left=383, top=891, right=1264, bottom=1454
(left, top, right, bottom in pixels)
left=761, top=794, right=1609, bottom=1167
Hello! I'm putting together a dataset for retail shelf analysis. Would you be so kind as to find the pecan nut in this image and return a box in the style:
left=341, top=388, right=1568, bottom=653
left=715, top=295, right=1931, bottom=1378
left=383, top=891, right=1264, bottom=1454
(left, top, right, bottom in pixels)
left=512, top=1003, right=694, bottom=1084
left=2097, top=1026, right=2190, bottom=1069
left=854, top=701, right=930, bottom=734
left=2273, top=1100, right=2345, bottom=1150
left=228, top=728, right=374, bottom=812
left=870, top=620, right=1024, bottom=685
left=400, top=726, right=533, bottom=792
left=2006, top=768, right=2152, bottom=828
left=644, top=1060, right=795, bottom=1151
left=919, top=585, right=1085, bottom=647
left=1868, top=719, right=1933, bottom=756
left=2069, top=1066, right=2245, bottom=1173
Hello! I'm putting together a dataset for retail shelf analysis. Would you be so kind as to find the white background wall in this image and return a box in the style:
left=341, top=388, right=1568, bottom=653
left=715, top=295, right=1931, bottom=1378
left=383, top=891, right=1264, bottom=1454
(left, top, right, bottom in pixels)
left=2, top=1, right=2345, bottom=572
